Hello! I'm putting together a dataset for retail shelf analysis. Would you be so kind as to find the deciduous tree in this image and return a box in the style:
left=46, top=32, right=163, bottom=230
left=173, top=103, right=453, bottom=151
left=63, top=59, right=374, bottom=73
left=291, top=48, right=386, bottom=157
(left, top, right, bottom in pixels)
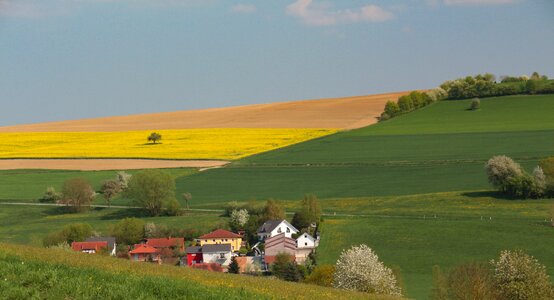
left=100, top=179, right=121, bottom=207
left=60, top=178, right=95, bottom=213
left=126, top=169, right=176, bottom=216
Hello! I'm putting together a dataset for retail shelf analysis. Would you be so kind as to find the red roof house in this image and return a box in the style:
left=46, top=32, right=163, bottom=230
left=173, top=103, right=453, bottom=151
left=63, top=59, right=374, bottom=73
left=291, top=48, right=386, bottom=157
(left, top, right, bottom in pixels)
left=199, top=229, right=242, bottom=239
left=71, top=241, right=108, bottom=254
left=129, top=244, right=161, bottom=263
left=144, top=238, right=185, bottom=252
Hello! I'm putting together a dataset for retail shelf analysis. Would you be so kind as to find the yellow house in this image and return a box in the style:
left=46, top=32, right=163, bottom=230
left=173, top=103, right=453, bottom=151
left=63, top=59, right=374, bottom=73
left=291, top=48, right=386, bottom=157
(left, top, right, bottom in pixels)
left=198, top=229, right=243, bottom=252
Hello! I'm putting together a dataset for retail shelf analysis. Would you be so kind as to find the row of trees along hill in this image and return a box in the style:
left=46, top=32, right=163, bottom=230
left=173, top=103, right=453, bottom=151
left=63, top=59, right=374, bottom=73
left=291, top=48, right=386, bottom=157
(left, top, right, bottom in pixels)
left=39, top=169, right=186, bottom=217
left=485, top=155, right=554, bottom=199
left=380, top=89, right=447, bottom=121
left=440, top=72, right=553, bottom=100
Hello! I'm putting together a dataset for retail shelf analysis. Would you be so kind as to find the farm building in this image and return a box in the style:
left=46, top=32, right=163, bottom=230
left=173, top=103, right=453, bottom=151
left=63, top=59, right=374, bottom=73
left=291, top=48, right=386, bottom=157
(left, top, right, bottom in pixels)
left=84, top=237, right=116, bottom=256
left=264, top=233, right=297, bottom=266
left=71, top=241, right=108, bottom=254
left=198, top=229, right=242, bottom=252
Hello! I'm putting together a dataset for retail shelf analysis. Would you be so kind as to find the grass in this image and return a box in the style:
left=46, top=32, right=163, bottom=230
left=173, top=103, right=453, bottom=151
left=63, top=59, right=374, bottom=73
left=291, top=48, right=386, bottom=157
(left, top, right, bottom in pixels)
left=0, top=205, right=224, bottom=246
left=318, top=215, right=554, bottom=299
left=0, top=168, right=196, bottom=202
left=0, top=128, right=336, bottom=160
left=0, top=244, right=391, bottom=300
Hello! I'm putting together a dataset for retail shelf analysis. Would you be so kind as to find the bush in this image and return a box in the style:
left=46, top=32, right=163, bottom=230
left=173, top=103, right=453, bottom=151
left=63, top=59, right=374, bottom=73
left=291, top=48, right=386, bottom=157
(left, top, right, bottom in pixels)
left=447, top=262, right=496, bottom=300
left=38, top=187, right=62, bottom=203
left=304, top=265, right=335, bottom=287
left=110, top=218, right=145, bottom=246
left=165, top=198, right=182, bottom=216
left=539, top=157, right=554, bottom=180
left=383, top=101, right=400, bottom=118
left=492, top=250, right=554, bottom=299
left=271, top=253, right=303, bottom=282
left=333, top=244, right=401, bottom=296
left=229, top=209, right=249, bottom=231
left=470, top=98, right=480, bottom=110
left=43, top=223, right=93, bottom=247
left=485, top=156, right=524, bottom=192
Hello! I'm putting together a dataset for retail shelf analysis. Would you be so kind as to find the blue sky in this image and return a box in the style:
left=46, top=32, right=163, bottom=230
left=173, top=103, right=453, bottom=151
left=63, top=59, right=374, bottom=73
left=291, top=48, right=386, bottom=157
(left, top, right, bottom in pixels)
left=1, top=0, right=553, bottom=126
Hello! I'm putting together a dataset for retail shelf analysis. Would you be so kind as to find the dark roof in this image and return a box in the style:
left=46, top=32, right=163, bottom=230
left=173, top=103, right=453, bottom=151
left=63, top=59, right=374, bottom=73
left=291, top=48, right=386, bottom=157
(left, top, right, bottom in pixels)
left=186, top=246, right=202, bottom=254
left=199, top=229, right=242, bottom=239
left=85, top=237, right=116, bottom=251
left=257, top=220, right=282, bottom=233
left=257, top=220, right=299, bottom=234
left=202, top=244, right=232, bottom=253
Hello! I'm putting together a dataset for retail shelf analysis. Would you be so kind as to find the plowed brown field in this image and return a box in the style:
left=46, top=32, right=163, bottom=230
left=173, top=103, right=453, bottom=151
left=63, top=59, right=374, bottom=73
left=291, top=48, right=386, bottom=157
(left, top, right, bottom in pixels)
left=0, top=91, right=408, bottom=132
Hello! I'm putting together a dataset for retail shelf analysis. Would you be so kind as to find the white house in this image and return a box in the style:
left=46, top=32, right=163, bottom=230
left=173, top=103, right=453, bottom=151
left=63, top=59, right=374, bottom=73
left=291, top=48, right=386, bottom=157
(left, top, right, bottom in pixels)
left=257, top=220, right=299, bottom=240
left=201, top=244, right=233, bottom=266
left=296, top=232, right=316, bottom=249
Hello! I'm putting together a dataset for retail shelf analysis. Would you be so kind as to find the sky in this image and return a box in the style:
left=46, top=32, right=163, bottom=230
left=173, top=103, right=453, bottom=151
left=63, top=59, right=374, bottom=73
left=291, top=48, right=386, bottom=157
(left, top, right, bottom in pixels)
left=1, top=0, right=553, bottom=126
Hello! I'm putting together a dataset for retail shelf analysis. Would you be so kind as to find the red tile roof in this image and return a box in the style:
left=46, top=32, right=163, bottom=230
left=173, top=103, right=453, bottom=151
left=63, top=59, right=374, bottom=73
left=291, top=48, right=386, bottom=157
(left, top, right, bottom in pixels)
left=199, top=229, right=242, bottom=239
left=129, top=244, right=159, bottom=254
left=145, top=238, right=184, bottom=248
left=71, top=241, right=108, bottom=252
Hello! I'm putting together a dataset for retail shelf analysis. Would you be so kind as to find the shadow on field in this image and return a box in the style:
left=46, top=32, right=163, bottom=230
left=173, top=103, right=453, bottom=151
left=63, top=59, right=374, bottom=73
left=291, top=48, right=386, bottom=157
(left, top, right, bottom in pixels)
left=99, top=208, right=148, bottom=220
left=461, top=190, right=517, bottom=200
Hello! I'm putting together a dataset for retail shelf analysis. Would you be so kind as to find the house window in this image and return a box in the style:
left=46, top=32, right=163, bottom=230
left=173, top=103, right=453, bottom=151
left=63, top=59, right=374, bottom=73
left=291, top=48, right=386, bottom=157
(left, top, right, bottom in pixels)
left=277, top=228, right=282, bottom=233
left=205, top=240, right=208, bottom=242
left=305, top=242, right=308, bottom=246
left=213, top=239, right=216, bottom=242
left=286, top=228, right=290, bottom=233
left=219, top=253, right=225, bottom=259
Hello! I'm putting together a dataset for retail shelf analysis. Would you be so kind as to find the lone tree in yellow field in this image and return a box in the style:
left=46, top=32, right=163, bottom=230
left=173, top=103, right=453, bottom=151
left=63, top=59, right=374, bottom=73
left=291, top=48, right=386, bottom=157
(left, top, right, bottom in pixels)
left=147, top=132, right=162, bottom=144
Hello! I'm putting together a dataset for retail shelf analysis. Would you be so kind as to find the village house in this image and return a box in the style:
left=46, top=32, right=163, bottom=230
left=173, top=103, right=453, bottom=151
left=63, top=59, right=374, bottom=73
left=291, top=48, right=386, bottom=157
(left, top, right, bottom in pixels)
left=71, top=241, right=108, bottom=254
left=263, top=233, right=297, bottom=266
left=257, top=220, right=299, bottom=240
left=198, top=229, right=242, bottom=252
left=129, top=244, right=161, bottom=264
left=85, top=237, right=116, bottom=256
left=295, top=232, right=318, bottom=263
left=184, top=244, right=233, bottom=267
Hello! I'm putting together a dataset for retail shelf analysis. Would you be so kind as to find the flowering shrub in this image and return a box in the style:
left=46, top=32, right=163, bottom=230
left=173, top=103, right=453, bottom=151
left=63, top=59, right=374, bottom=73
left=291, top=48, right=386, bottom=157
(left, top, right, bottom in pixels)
left=333, top=244, right=402, bottom=296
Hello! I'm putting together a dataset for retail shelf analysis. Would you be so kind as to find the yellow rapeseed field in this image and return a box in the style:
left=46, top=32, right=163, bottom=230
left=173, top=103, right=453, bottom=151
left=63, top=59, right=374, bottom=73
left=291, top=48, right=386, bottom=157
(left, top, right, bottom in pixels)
left=0, top=128, right=337, bottom=160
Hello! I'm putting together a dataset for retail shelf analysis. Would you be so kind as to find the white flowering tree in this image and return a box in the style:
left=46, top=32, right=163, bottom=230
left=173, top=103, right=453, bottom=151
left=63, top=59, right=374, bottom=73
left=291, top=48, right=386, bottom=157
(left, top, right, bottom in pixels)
left=491, top=250, right=554, bottom=300
left=230, top=209, right=249, bottom=230
left=333, top=244, right=402, bottom=296
left=485, top=155, right=523, bottom=191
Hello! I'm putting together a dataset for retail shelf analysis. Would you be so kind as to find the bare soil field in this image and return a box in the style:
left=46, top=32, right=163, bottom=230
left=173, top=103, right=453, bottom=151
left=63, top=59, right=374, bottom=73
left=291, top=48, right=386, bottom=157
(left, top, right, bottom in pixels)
left=0, top=92, right=408, bottom=132
left=0, top=159, right=228, bottom=171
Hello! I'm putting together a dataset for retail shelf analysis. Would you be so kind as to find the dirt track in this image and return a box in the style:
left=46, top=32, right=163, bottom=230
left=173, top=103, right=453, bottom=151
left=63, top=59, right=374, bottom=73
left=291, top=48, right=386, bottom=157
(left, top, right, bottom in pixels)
left=0, top=159, right=229, bottom=171
left=0, top=91, right=409, bottom=132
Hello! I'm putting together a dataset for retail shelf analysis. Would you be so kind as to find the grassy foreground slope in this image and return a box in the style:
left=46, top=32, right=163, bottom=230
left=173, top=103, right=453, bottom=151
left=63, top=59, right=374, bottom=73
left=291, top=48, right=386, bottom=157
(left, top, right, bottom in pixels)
left=0, top=244, right=393, bottom=300
left=176, top=95, right=554, bottom=205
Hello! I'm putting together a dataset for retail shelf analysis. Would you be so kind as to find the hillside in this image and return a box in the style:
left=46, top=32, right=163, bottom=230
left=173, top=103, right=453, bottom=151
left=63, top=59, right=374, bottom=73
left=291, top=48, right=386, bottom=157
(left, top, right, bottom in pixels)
left=174, top=94, right=554, bottom=204
left=0, top=243, right=395, bottom=300
left=0, top=92, right=408, bottom=132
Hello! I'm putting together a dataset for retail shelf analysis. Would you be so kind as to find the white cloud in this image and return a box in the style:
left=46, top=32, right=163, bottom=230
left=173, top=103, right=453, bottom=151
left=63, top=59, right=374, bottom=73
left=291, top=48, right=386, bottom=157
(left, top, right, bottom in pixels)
left=443, top=0, right=516, bottom=5
left=231, top=4, right=256, bottom=14
left=286, top=0, right=393, bottom=26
